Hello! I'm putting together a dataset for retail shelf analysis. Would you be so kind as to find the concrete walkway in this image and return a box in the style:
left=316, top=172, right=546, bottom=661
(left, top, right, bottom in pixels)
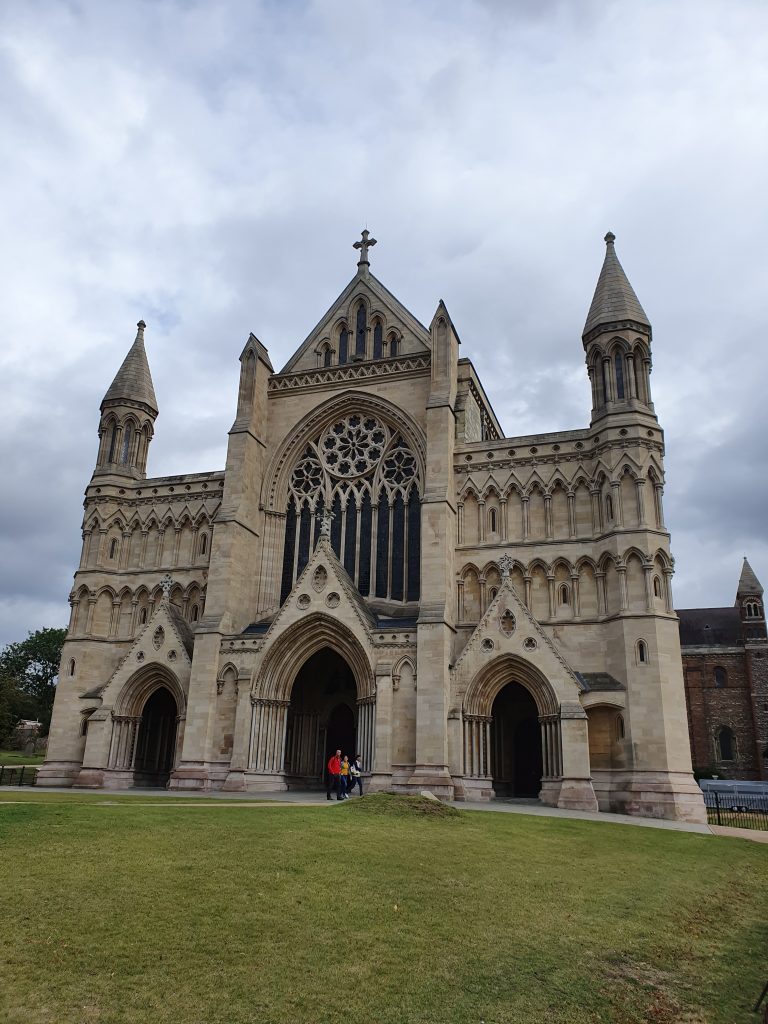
left=6, top=784, right=768, bottom=842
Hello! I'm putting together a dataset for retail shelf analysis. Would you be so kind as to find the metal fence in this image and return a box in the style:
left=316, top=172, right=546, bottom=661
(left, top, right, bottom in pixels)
left=0, top=765, right=38, bottom=787
left=704, top=789, right=768, bottom=830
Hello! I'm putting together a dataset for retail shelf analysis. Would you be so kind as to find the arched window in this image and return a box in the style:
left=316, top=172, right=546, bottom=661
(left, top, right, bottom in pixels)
left=109, top=538, right=118, bottom=559
left=616, top=714, right=625, bottom=740
left=80, top=714, right=91, bottom=737
left=605, top=495, right=613, bottom=521
left=190, top=604, right=199, bottom=622
left=338, top=325, right=349, bottom=364
left=320, top=344, right=333, bottom=367
left=388, top=333, right=399, bottom=358
left=614, top=351, right=625, bottom=400
left=280, top=415, right=421, bottom=605
left=107, top=422, right=118, bottom=463
left=602, top=359, right=610, bottom=403
left=120, top=423, right=133, bottom=465
left=653, top=575, right=661, bottom=597
left=717, top=726, right=735, bottom=762
left=637, top=639, right=648, bottom=664
left=199, top=533, right=208, bottom=556
left=714, top=667, right=727, bottom=688
left=489, top=587, right=498, bottom=601
left=139, top=607, right=148, bottom=626
left=68, top=658, right=76, bottom=677
left=488, top=507, right=497, bottom=533
left=373, top=320, right=383, bottom=359
left=559, top=583, right=570, bottom=606
left=355, top=302, right=367, bottom=358
left=745, top=600, right=762, bottom=619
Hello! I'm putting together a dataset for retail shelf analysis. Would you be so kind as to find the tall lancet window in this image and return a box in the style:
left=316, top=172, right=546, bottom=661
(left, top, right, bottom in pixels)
left=355, top=302, right=367, bottom=358
left=373, top=319, right=383, bottom=359
left=120, top=423, right=133, bottom=465
left=614, top=352, right=625, bottom=400
left=280, top=414, right=422, bottom=605
left=339, top=325, right=349, bottom=364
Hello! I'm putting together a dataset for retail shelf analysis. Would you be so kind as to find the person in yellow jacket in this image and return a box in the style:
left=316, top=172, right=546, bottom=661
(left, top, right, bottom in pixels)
left=339, top=755, right=350, bottom=799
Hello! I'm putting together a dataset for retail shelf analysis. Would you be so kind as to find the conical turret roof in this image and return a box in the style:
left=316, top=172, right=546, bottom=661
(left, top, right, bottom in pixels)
left=737, top=557, right=763, bottom=598
left=101, top=320, right=158, bottom=414
left=583, top=233, right=650, bottom=339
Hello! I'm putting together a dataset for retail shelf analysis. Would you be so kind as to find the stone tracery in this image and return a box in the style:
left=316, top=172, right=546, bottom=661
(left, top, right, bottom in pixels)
left=281, top=413, right=422, bottom=604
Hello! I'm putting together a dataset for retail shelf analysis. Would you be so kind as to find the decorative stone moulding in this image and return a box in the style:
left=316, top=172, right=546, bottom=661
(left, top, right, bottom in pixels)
left=136, top=651, right=145, bottom=663
left=152, top=626, right=165, bottom=650
left=523, top=637, right=538, bottom=651
left=499, top=610, right=516, bottom=637
left=326, top=592, right=340, bottom=608
left=297, top=594, right=311, bottom=610
left=167, top=649, right=177, bottom=661
left=312, top=566, right=328, bottom=592
left=481, top=638, right=495, bottom=653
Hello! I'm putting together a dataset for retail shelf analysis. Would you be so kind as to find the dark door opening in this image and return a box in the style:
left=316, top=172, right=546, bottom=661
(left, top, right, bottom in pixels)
left=133, top=686, right=178, bottom=787
left=285, top=647, right=357, bottom=784
left=491, top=682, right=543, bottom=798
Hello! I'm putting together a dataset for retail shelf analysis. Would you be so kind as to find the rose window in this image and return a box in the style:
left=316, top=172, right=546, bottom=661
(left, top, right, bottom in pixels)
left=320, top=415, right=386, bottom=479
left=282, top=413, right=422, bottom=606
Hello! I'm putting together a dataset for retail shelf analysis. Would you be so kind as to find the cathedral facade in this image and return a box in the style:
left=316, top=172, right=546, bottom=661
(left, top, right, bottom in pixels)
left=40, top=232, right=706, bottom=822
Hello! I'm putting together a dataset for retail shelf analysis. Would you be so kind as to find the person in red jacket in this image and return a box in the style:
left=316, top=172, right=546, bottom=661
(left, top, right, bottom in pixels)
left=326, top=749, right=342, bottom=801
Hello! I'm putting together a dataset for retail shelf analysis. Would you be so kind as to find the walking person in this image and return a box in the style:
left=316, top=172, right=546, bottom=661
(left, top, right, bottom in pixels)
left=339, top=755, right=350, bottom=799
left=349, top=753, right=364, bottom=796
left=326, top=749, right=342, bottom=801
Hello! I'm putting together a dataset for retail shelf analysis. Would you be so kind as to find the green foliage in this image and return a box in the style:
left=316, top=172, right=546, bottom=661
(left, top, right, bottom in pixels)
left=0, top=628, right=67, bottom=735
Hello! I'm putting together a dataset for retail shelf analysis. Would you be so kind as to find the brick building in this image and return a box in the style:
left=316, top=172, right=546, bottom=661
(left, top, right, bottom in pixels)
left=679, top=559, right=768, bottom=780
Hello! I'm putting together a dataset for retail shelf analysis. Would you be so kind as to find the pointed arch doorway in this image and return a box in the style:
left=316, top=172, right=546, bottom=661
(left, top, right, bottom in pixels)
left=284, top=648, right=358, bottom=786
left=490, top=682, right=543, bottom=797
left=133, top=686, right=179, bottom=787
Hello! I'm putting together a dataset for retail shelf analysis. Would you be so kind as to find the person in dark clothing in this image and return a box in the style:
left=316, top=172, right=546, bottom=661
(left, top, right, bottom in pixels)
left=326, top=749, right=342, bottom=800
left=349, top=753, right=364, bottom=796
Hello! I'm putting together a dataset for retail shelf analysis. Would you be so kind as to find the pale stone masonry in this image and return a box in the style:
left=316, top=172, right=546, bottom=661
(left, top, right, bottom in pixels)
left=41, top=232, right=706, bottom=822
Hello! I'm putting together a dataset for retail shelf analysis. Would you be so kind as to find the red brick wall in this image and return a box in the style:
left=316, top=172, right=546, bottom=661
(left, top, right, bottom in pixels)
left=682, top=650, right=759, bottom=779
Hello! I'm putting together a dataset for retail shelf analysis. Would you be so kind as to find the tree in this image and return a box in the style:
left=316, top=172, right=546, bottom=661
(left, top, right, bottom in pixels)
left=0, top=628, right=67, bottom=734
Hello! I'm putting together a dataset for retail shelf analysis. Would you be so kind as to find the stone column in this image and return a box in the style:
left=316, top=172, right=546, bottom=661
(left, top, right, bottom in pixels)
left=522, top=496, right=530, bottom=540
left=524, top=575, right=532, bottom=610
left=571, top=572, right=580, bottom=619
left=590, top=489, right=601, bottom=536
left=566, top=492, right=576, bottom=538
left=139, top=529, right=149, bottom=568
left=663, top=567, right=674, bottom=613
left=499, top=498, right=508, bottom=540
left=85, top=593, right=97, bottom=636
left=544, top=494, right=553, bottom=539
left=96, top=529, right=107, bottom=568
left=643, top=563, right=655, bottom=612
left=547, top=574, right=556, bottom=619
left=478, top=500, right=486, bottom=543
left=457, top=501, right=464, bottom=544
left=617, top=564, right=628, bottom=612
left=595, top=571, right=607, bottom=616
left=79, top=530, right=92, bottom=569
left=556, top=702, right=597, bottom=811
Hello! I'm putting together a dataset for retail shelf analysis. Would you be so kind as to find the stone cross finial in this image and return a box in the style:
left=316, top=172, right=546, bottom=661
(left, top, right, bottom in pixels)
left=353, top=229, right=377, bottom=267
left=319, top=508, right=334, bottom=538
left=498, top=554, right=514, bottom=580
left=160, top=573, right=173, bottom=599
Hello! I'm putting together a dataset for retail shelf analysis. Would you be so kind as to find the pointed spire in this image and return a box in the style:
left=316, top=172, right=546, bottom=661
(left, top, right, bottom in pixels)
left=101, top=320, right=158, bottom=414
left=737, top=557, right=763, bottom=598
left=583, top=232, right=650, bottom=339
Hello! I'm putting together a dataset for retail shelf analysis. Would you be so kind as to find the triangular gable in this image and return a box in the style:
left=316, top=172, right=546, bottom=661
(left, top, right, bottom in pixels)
left=89, top=598, right=194, bottom=705
left=452, top=574, right=584, bottom=706
left=281, top=271, right=431, bottom=373
left=251, top=535, right=376, bottom=655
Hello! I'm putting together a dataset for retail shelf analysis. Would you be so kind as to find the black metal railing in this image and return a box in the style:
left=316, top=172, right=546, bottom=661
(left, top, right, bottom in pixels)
left=704, top=789, right=768, bottom=830
left=0, top=765, right=38, bottom=787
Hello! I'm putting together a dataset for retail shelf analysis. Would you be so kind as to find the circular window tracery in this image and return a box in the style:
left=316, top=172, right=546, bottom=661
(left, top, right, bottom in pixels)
left=320, top=415, right=386, bottom=479
left=290, top=449, right=323, bottom=496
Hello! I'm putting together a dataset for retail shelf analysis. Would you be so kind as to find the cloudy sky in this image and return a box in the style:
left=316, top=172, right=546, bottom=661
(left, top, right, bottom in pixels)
left=1, top=0, right=767, bottom=648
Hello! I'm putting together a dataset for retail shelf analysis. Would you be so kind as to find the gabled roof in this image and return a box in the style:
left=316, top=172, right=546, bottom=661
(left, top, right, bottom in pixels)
left=677, top=607, right=743, bottom=647
left=583, top=233, right=650, bottom=339
left=280, top=269, right=431, bottom=373
left=102, top=320, right=158, bottom=414
left=737, top=557, right=763, bottom=599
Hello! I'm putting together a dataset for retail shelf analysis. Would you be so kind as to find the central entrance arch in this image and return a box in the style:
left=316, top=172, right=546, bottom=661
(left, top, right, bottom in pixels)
left=284, top=648, right=358, bottom=784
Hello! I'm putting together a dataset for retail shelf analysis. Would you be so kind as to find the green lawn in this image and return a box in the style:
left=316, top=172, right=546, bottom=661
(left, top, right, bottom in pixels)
left=0, top=748, right=45, bottom=766
left=0, top=793, right=765, bottom=1024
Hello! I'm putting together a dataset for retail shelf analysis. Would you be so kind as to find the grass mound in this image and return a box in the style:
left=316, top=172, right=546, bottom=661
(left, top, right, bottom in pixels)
left=344, top=790, right=461, bottom=818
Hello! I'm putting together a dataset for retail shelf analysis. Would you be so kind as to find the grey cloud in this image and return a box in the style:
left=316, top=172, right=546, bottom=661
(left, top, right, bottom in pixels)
left=1, top=0, right=767, bottom=645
